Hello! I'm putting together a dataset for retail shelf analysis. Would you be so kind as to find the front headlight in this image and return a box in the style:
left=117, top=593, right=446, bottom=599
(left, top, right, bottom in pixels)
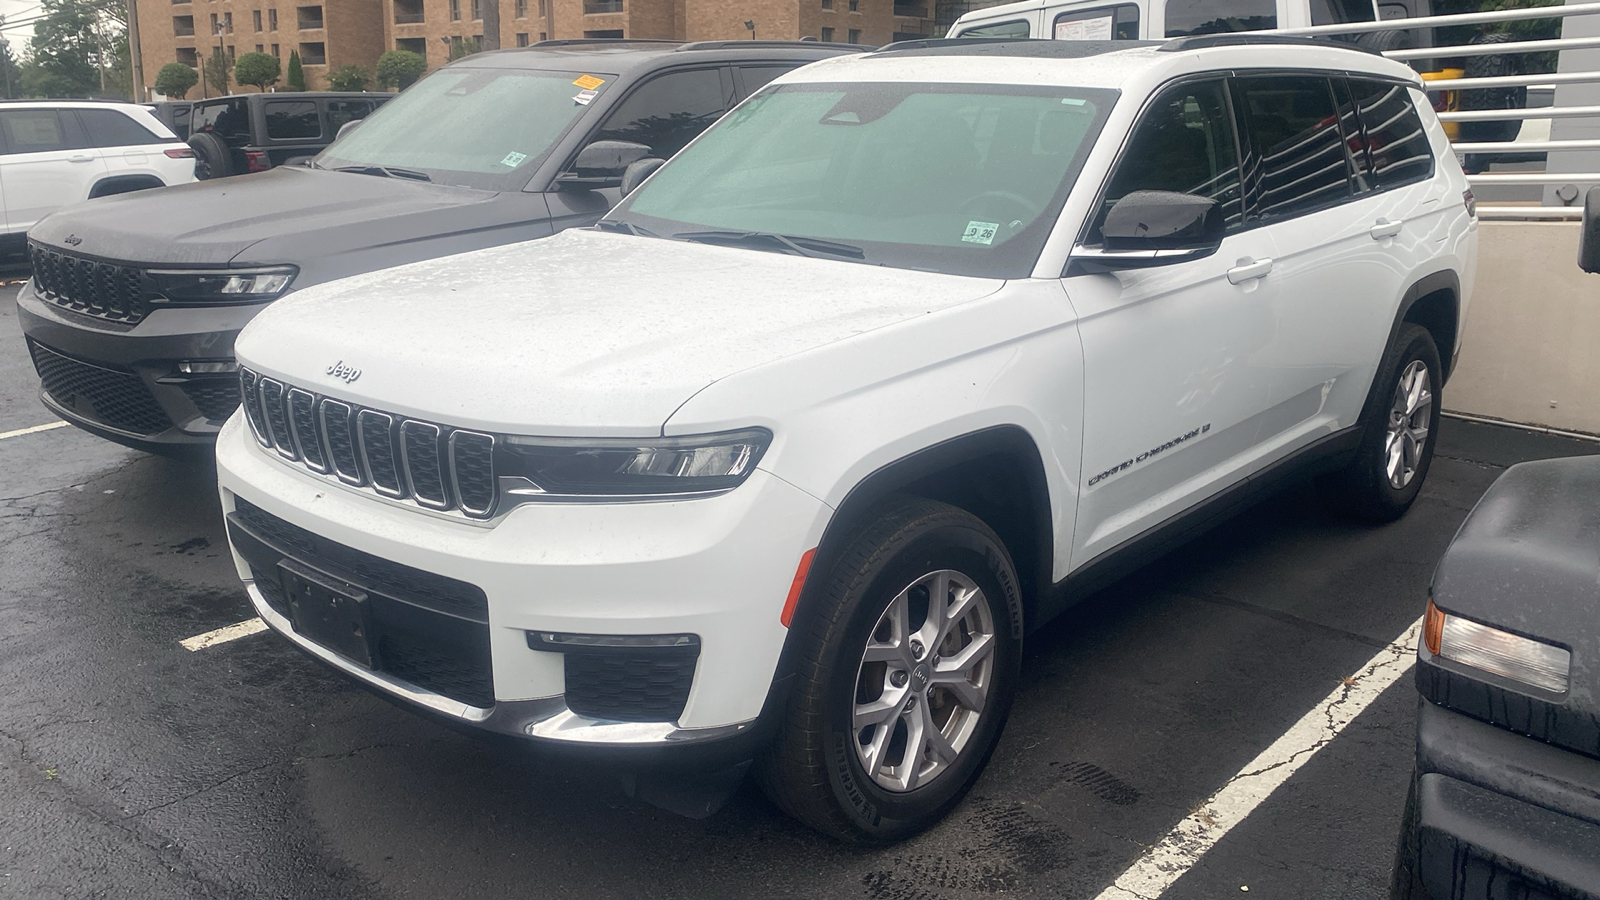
left=498, top=428, right=770, bottom=499
left=1424, top=599, right=1571, bottom=693
left=149, top=266, right=297, bottom=304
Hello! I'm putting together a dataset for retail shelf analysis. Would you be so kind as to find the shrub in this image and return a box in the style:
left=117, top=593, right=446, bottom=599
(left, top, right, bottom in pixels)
left=286, top=50, right=306, bottom=91
left=153, top=62, right=197, bottom=99
left=233, top=52, right=280, bottom=91
left=374, top=50, right=426, bottom=90
left=327, top=64, right=370, bottom=92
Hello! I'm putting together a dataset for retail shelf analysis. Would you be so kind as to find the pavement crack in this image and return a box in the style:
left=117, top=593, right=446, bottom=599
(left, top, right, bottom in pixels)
left=126, top=760, right=282, bottom=819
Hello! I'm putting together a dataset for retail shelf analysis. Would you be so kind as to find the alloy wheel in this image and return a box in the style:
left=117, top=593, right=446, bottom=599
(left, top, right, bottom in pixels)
left=851, top=569, right=995, bottom=792
left=1385, top=359, right=1432, bottom=489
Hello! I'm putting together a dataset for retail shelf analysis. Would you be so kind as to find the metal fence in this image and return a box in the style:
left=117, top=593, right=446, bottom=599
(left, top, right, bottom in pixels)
left=1280, top=2, right=1600, bottom=221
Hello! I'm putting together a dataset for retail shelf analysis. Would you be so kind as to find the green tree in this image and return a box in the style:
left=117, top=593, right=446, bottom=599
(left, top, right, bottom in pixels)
left=153, top=61, right=198, bottom=98
left=23, top=0, right=103, bottom=98
left=203, top=49, right=231, bottom=94
left=286, top=49, right=306, bottom=91
left=327, top=64, right=370, bottom=91
left=0, top=38, right=21, bottom=99
left=374, top=50, right=425, bottom=89
left=234, top=51, right=280, bottom=90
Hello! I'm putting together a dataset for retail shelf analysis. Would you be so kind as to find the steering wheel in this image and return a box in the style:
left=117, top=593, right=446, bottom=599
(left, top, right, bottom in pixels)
left=956, top=190, right=1038, bottom=229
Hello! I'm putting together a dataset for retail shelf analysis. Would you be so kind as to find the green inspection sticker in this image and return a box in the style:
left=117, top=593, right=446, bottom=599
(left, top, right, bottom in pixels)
left=500, top=151, right=528, bottom=167
left=961, top=221, right=1000, bottom=245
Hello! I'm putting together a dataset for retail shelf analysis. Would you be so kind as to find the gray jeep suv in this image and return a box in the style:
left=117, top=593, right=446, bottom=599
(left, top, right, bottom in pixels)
left=18, top=39, right=862, bottom=453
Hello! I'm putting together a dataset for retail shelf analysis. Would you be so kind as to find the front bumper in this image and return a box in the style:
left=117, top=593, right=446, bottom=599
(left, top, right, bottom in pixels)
left=16, top=278, right=266, bottom=450
left=215, top=414, right=830, bottom=749
left=1413, top=699, right=1600, bottom=899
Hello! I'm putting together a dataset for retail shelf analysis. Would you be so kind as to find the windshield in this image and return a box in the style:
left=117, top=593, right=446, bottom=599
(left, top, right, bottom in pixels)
left=317, top=67, right=606, bottom=191
left=613, top=82, right=1116, bottom=278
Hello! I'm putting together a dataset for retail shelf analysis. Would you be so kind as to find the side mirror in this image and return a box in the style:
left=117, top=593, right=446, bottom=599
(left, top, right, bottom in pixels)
left=560, top=140, right=653, bottom=190
left=619, top=157, right=666, bottom=198
left=1074, top=190, right=1224, bottom=270
left=335, top=119, right=363, bottom=140
left=284, top=155, right=316, bottom=168
left=1581, top=186, right=1600, bottom=275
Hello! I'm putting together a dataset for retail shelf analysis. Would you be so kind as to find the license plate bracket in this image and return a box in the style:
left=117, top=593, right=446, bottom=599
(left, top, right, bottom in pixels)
left=280, top=560, right=374, bottom=668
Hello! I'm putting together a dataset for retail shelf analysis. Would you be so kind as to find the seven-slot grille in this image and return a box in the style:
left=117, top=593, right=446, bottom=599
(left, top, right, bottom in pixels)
left=28, top=241, right=152, bottom=325
left=240, top=367, right=498, bottom=518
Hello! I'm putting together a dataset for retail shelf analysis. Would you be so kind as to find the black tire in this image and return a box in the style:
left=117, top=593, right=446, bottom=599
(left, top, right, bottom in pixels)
left=1318, top=323, right=1442, bottom=523
left=187, top=131, right=233, bottom=180
left=1357, top=29, right=1413, bottom=53
left=1389, top=778, right=1433, bottom=899
left=755, top=497, right=1023, bottom=843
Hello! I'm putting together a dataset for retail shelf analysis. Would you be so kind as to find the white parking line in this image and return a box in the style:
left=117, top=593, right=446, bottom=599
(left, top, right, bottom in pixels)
left=0, top=421, right=68, bottom=441
left=180, top=617, right=268, bottom=651
left=1095, top=617, right=1424, bottom=900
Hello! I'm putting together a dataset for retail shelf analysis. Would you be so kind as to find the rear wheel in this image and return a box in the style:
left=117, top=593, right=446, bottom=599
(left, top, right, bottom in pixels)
left=187, top=131, right=233, bottom=180
left=1318, top=324, right=1441, bottom=522
left=756, top=498, right=1022, bottom=843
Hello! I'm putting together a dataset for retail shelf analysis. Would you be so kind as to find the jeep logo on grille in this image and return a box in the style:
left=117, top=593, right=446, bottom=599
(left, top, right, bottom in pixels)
left=63, top=234, right=82, bottom=246
left=325, top=361, right=362, bottom=384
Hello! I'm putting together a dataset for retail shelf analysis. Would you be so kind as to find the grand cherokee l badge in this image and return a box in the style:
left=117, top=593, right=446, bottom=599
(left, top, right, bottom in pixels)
left=325, top=361, right=362, bottom=383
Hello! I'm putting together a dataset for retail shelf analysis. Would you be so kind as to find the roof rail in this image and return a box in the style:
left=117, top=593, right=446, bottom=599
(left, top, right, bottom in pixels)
left=675, top=39, right=875, bottom=52
left=872, top=37, right=1156, bottom=58
left=527, top=38, right=681, bottom=48
left=1158, top=33, right=1378, bottom=54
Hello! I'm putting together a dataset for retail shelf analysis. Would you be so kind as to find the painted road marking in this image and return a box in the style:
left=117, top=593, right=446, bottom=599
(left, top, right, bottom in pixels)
left=180, top=617, right=268, bottom=651
left=1095, top=616, right=1423, bottom=900
left=0, top=421, right=68, bottom=441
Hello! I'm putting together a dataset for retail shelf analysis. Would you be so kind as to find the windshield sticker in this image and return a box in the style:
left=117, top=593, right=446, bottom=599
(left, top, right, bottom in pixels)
left=572, top=74, right=605, bottom=90
left=961, top=221, right=1000, bottom=245
left=572, top=88, right=599, bottom=106
left=500, top=151, right=528, bottom=167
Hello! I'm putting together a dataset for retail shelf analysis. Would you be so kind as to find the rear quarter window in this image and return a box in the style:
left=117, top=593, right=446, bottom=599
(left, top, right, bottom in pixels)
left=78, top=109, right=165, bottom=147
left=957, top=19, right=1031, bottom=38
left=1348, top=78, right=1434, bottom=189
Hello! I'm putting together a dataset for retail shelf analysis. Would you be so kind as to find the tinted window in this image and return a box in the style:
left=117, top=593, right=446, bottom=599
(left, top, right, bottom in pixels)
left=1234, top=75, right=1352, bottom=220
left=0, top=110, right=68, bottom=154
left=1093, top=79, right=1242, bottom=239
left=265, top=100, right=320, bottom=139
left=738, top=65, right=795, bottom=98
left=958, top=19, right=1030, bottom=38
left=1055, top=4, right=1139, bottom=40
left=78, top=109, right=164, bottom=147
left=1311, top=0, right=1376, bottom=25
left=1330, top=76, right=1374, bottom=191
left=193, top=99, right=250, bottom=141
left=590, top=68, right=727, bottom=159
left=1165, top=0, right=1275, bottom=35
left=1348, top=78, right=1434, bottom=189
left=326, top=99, right=375, bottom=130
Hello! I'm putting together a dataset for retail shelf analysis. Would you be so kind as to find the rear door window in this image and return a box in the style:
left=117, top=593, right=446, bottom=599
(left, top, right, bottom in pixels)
left=957, top=19, right=1031, bottom=38
left=588, top=68, right=729, bottom=160
left=1347, top=78, right=1434, bottom=189
left=736, top=65, right=797, bottom=100
left=1054, top=5, right=1140, bottom=40
left=1233, top=74, right=1353, bottom=220
left=0, top=110, right=69, bottom=154
left=77, top=109, right=164, bottom=147
left=264, top=100, right=321, bottom=140
left=1165, top=0, right=1275, bottom=35
left=1311, top=0, right=1377, bottom=25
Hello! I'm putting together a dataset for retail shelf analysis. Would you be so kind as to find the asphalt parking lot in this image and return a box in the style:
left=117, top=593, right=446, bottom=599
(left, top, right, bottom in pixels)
left=2, top=273, right=1595, bottom=900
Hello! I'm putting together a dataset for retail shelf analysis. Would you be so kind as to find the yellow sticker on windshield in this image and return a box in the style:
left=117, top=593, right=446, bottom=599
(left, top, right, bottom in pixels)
left=572, top=74, right=605, bottom=90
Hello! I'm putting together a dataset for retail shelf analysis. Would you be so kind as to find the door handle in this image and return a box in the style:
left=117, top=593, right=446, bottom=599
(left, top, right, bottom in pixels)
left=1226, top=256, right=1274, bottom=285
left=67, top=154, right=94, bottom=163
left=1370, top=219, right=1403, bottom=240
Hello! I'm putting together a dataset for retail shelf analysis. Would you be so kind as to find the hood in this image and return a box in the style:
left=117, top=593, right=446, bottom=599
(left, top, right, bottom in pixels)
left=236, top=228, right=1003, bottom=435
left=29, top=167, right=502, bottom=266
left=1426, top=455, right=1600, bottom=754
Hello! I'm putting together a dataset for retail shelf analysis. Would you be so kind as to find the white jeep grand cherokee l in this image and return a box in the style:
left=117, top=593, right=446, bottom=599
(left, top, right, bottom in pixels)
left=217, top=35, right=1475, bottom=841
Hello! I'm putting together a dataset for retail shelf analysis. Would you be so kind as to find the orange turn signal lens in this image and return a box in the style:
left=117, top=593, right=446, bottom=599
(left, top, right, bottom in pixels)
left=780, top=548, right=816, bottom=628
left=1423, top=598, right=1444, bottom=656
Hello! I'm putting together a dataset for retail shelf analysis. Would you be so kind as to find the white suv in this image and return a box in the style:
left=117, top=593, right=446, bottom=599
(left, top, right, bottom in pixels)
left=217, top=36, right=1475, bottom=841
left=0, top=101, right=194, bottom=249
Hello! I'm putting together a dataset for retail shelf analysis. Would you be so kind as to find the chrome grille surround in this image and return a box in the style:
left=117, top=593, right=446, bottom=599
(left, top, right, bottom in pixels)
left=240, top=368, right=497, bottom=520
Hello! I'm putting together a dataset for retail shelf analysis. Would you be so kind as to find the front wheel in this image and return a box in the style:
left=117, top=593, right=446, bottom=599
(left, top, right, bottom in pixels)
left=756, top=498, right=1023, bottom=843
left=1319, top=323, right=1442, bottom=522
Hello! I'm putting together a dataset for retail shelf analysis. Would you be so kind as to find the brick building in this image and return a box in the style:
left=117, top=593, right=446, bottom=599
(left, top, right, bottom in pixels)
left=133, top=0, right=951, bottom=99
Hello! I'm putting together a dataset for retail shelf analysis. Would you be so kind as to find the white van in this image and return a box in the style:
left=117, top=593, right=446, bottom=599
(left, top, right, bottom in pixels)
left=947, top=0, right=1423, bottom=42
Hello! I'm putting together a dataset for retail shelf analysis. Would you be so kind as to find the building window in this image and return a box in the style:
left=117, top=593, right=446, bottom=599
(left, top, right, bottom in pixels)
left=583, top=0, right=622, bottom=13
left=175, top=46, right=199, bottom=65
left=820, top=26, right=834, bottom=40
left=394, top=0, right=424, bottom=23
left=172, top=15, right=194, bottom=35
left=538, top=31, right=547, bottom=39
left=396, top=37, right=426, bottom=55
left=223, top=11, right=233, bottom=31
left=226, top=45, right=236, bottom=61
left=449, top=0, right=460, bottom=21
left=298, top=40, right=325, bottom=64
left=538, top=0, right=547, bottom=14
left=296, top=5, right=323, bottom=29
left=252, top=9, right=262, bottom=30
left=515, top=32, right=529, bottom=46
left=848, top=28, right=859, bottom=42
left=849, top=0, right=858, bottom=9
left=255, top=43, right=264, bottom=52
left=822, top=0, right=833, bottom=8
left=515, top=0, right=526, bottom=17
left=271, top=42, right=280, bottom=55
left=471, top=0, right=481, bottom=19
left=268, top=8, right=277, bottom=29
left=584, top=28, right=623, bottom=37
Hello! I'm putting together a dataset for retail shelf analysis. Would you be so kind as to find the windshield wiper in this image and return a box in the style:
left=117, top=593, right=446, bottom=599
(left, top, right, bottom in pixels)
left=673, top=230, right=867, bottom=261
left=332, top=164, right=433, bottom=182
left=595, top=219, right=659, bottom=238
